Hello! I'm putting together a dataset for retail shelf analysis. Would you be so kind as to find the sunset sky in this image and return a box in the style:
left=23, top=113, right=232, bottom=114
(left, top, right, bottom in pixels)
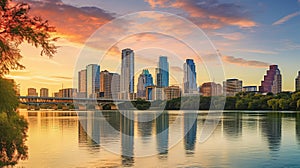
left=7, top=0, right=300, bottom=96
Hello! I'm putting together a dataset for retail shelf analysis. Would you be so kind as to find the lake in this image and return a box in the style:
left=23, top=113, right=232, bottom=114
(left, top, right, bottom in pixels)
left=16, top=110, right=300, bottom=168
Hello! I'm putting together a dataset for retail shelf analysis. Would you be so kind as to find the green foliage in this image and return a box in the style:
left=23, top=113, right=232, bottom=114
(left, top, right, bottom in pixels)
left=0, top=77, right=28, bottom=166
left=0, top=0, right=57, bottom=76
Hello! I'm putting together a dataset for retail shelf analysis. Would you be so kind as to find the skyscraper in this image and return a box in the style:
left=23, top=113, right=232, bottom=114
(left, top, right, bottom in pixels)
left=28, top=88, right=38, bottom=97
left=100, top=70, right=120, bottom=99
left=78, top=69, right=87, bottom=98
left=137, top=69, right=154, bottom=98
left=120, top=48, right=134, bottom=100
left=86, top=64, right=100, bottom=98
left=156, top=56, right=169, bottom=87
left=223, top=79, right=243, bottom=96
left=296, top=71, right=300, bottom=91
left=259, top=65, right=282, bottom=94
left=183, top=59, right=197, bottom=94
left=40, top=88, right=49, bottom=97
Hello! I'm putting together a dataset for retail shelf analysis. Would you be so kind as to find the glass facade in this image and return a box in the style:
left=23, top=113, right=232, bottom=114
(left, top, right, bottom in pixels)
left=183, top=59, right=197, bottom=93
left=157, top=56, right=169, bottom=87
left=86, top=64, right=100, bottom=98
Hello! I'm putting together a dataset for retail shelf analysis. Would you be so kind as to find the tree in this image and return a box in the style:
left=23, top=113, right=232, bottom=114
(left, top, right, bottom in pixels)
left=0, top=0, right=57, bottom=166
left=0, top=78, right=28, bottom=167
left=0, top=0, right=57, bottom=75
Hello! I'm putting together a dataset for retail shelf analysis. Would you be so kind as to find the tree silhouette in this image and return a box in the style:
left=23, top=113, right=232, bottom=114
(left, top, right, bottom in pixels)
left=0, top=0, right=57, bottom=75
left=0, top=0, right=57, bottom=166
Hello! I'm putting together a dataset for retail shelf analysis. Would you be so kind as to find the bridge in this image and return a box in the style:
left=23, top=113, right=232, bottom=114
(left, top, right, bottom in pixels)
left=19, top=96, right=131, bottom=104
left=18, top=96, right=132, bottom=110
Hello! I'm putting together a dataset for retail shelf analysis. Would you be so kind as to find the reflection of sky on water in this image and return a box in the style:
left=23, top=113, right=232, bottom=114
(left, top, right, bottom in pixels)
left=17, top=110, right=300, bottom=167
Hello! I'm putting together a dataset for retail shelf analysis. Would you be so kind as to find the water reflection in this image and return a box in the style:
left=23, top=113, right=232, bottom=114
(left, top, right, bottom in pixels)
left=296, top=113, right=300, bottom=145
left=120, top=111, right=134, bottom=166
left=223, top=112, right=243, bottom=139
left=156, top=112, right=169, bottom=156
left=261, top=113, right=282, bottom=152
left=17, top=110, right=300, bottom=167
left=183, top=112, right=197, bottom=154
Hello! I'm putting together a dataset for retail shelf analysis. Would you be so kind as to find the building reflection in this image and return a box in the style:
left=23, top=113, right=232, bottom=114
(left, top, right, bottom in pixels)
left=296, top=113, right=300, bottom=145
left=261, top=113, right=282, bottom=152
left=223, top=113, right=243, bottom=139
left=77, top=112, right=99, bottom=148
left=120, top=111, right=134, bottom=167
left=137, top=112, right=154, bottom=139
left=183, top=112, right=197, bottom=154
left=156, top=112, right=169, bottom=157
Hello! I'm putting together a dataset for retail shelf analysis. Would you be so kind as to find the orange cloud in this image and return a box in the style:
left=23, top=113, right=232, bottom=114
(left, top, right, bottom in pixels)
left=222, top=55, right=269, bottom=68
left=23, top=0, right=114, bottom=43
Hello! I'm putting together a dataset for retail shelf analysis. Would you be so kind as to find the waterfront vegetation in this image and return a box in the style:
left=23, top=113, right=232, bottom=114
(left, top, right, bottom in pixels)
left=18, top=91, right=300, bottom=111
left=0, top=0, right=57, bottom=166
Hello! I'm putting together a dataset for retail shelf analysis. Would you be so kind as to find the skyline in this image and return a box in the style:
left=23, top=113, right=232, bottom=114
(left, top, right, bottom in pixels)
left=5, top=0, right=300, bottom=95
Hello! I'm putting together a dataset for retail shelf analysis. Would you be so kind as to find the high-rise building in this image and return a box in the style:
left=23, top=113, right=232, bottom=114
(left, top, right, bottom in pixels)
left=164, top=86, right=181, bottom=100
left=120, top=48, right=134, bottom=100
left=183, top=59, right=197, bottom=94
left=295, top=71, right=300, bottom=91
left=58, top=88, right=77, bottom=98
left=242, top=86, right=257, bottom=92
left=156, top=56, right=169, bottom=87
left=86, top=64, right=100, bottom=98
left=111, top=73, right=120, bottom=99
left=146, top=86, right=165, bottom=101
left=223, top=79, right=243, bottom=96
left=200, top=82, right=222, bottom=97
left=40, top=88, right=49, bottom=97
left=28, top=88, right=38, bottom=97
left=78, top=69, right=87, bottom=98
left=137, top=69, right=154, bottom=98
left=259, top=65, right=282, bottom=94
left=100, top=70, right=120, bottom=99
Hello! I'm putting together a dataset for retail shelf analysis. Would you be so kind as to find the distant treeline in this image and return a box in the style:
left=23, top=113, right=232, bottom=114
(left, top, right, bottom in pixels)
left=126, top=91, right=300, bottom=111
left=20, top=91, right=300, bottom=111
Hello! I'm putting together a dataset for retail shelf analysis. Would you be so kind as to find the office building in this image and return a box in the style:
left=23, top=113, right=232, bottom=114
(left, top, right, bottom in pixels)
left=295, top=71, right=300, bottom=91
left=28, top=88, right=38, bottom=97
left=200, top=82, right=222, bottom=97
left=183, top=59, right=197, bottom=94
left=146, top=86, right=164, bottom=100
left=137, top=69, right=154, bottom=98
left=120, top=48, right=135, bottom=99
left=40, top=88, right=49, bottom=97
left=164, top=86, right=181, bottom=100
left=58, top=88, right=77, bottom=98
left=242, top=86, right=257, bottom=92
left=86, top=64, right=100, bottom=98
left=223, top=79, right=243, bottom=96
left=100, top=70, right=120, bottom=99
left=259, top=65, right=282, bottom=94
left=78, top=69, right=87, bottom=98
left=156, top=56, right=169, bottom=87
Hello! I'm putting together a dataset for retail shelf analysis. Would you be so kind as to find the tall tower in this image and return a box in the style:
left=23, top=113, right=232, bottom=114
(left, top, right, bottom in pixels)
left=78, top=69, right=87, bottom=98
left=137, top=69, right=154, bottom=98
left=183, top=59, right=197, bottom=94
left=295, top=71, right=300, bottom=91
left=86, top=64, right=100, bottom=98
left=120, top=48, right=135, bottom=99
left=156, top=56, right=169, bottom=87
left=259, top=65, right=282, bottom=94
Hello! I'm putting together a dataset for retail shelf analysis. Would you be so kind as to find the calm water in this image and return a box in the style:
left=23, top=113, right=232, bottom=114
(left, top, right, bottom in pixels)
left=16, top=110, right=300, bottom=168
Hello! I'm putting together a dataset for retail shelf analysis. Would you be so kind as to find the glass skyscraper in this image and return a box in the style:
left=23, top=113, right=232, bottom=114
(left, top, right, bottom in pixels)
left=120, top=48, right=134, bottom=99
left=156, top=56, right=169, bottom=87
left=86, top=64, right=100, bottom=98
left=183, top=59, right=197, bottom=93
left=137, top=69, right=154, bottom=98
